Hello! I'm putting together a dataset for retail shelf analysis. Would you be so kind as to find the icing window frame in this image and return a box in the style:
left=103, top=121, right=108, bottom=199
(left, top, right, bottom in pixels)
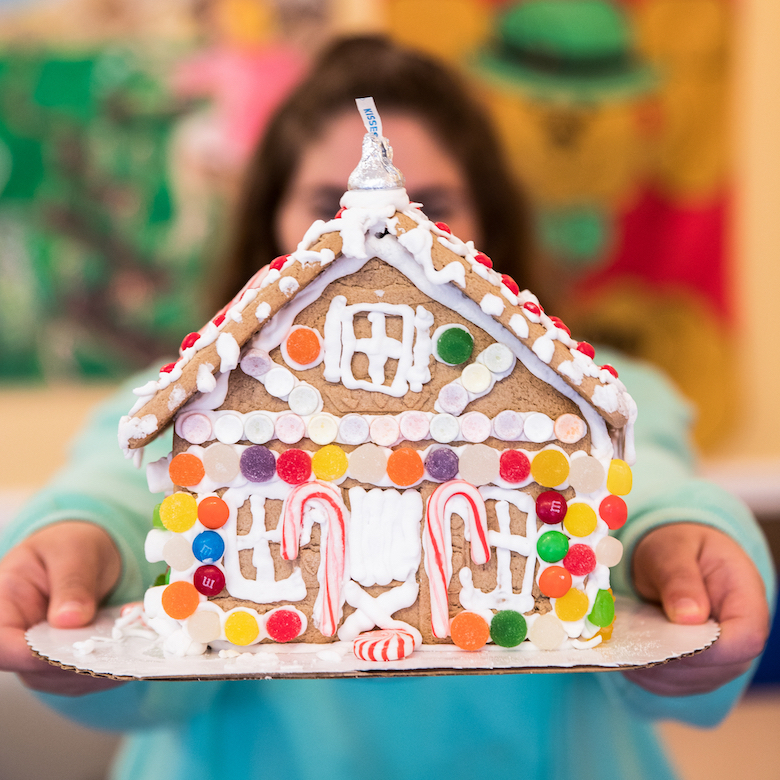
left=323, top=295, right=433, bottom=396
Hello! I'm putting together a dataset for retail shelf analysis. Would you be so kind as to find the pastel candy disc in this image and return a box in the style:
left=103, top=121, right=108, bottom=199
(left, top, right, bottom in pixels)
left=288, top=385, right=321, bottom=416
left=213, top=413, right=244, bottom=444
left=244, top=413, right=275, bottom=444
left=430, top=414, right=460, bottom=443
left=308, top=414, right=339, bottom=445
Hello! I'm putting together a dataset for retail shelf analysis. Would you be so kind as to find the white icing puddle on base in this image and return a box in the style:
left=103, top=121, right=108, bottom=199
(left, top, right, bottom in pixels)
left=27, top=596, right=719, bottom=680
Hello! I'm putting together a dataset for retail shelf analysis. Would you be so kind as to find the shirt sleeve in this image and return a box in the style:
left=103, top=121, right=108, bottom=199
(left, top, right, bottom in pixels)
left=0, top=373, right=168, bottom=604
left=600, top=351, right=776, bottom=726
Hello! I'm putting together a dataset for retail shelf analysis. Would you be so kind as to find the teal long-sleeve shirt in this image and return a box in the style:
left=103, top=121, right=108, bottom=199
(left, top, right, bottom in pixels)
left=1, top=353, right=775, bottom=780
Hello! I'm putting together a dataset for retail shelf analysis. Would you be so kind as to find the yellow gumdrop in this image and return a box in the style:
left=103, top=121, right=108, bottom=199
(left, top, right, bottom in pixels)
left=607, top=459, right=633, bottom=496
left=555, top=588, right=590, bottom=622
left=563, top=503, right=597, bottom=537
left=530, top=449, right=570, bottom=488
left=311, top=445, right=348, bottom=481
left=224, top=611, right=260, bottom=646
left=159, top=492, right=197, bottom=533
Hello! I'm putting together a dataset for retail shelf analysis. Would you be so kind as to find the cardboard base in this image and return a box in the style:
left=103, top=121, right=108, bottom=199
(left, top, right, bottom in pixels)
left=26, top=596, right=719, bottom=680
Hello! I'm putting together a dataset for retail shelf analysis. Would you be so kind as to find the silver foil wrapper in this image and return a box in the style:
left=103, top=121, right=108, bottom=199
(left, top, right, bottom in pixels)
left=347, top=132, right=405, bottom=191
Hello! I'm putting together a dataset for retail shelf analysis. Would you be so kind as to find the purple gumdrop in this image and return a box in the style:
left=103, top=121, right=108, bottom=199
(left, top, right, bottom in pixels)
left=240, top=445, right=276, bottom=483
left=425, top=447, right=459, bottom=482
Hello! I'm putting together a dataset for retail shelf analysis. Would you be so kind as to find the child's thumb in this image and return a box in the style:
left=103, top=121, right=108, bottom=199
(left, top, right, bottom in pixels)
left=46, top=552, right=100, bottom=629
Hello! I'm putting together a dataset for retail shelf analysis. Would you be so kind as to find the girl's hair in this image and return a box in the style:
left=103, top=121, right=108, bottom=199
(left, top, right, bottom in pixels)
left=223, top=35, right=530, bottom=300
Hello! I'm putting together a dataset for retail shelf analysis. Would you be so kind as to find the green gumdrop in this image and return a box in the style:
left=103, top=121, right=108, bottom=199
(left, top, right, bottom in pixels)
left=589, top=589, right=615, bottom=628
left=152, top=503, right=164, bottom=529
left=152, top=570, right=167, bottom=588
left=537, top=530, right=569, bottom=563
left=490, top=610, right=528, bottom=647
left=436, top=326, right=474, bottom=365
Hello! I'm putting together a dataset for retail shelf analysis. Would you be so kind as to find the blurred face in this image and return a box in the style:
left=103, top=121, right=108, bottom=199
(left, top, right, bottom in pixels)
left=277, top=110, right=480, bottom=252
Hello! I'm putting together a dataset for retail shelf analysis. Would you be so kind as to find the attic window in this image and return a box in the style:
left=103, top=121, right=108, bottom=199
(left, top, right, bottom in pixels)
left=323, top=296, right=433, bottom=396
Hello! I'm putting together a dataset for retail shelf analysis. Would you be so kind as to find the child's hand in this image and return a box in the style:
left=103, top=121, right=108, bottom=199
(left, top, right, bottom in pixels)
left=622, top=523, right=770, bottom=696
left=0, top=521, right=124, bottom=696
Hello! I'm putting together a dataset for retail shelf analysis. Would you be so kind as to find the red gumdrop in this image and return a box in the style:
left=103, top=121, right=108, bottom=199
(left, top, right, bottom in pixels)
left=600, top=495, right=627, bottom=529
left=474, top=252, right=492, bottom=268
left=270, top=255, right=289, bottom=271
left=499, top=450, right=531, bottom=483
left=276, top=449, right=312, bottom=485
left=434, top=221, right=452, bottom=234
left=180, top=332, right=201, bottom=352
left=549, top=316, right=571, bottom=336
left=502, top=274, right=520, bottom=295
left=536, top=491, right=568, bottom=524
left=523, top=301, right=542, bottom=316
left=213, top=313, right=226, bottom=328
left=601, top=364, right=619, bottom=379
left=160, top=362, right=176, bottom=374
left=266, top=608, right=303, bottom=642
left=576, top=341, right=595, bottom=359
left=563, top=544, right=596, bottom=576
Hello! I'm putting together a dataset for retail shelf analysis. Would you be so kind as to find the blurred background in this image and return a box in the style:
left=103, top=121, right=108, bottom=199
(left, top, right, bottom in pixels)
left=0, top=0, right=778, bottom=778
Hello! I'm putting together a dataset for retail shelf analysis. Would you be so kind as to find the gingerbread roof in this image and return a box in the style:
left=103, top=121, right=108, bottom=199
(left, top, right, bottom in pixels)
left=119, top=189, right=636, bottom=455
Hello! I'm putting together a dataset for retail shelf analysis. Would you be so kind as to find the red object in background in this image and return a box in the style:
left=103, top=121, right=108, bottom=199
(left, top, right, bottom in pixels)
left=580, top=189, right=730, bottom=321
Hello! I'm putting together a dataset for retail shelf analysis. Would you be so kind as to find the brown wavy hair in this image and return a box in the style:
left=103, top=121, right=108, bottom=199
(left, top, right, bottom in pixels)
left=222, top=35, right=531, bottom=301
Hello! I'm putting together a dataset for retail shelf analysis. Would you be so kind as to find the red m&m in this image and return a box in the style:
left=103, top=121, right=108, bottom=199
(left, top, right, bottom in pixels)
left=536, top=491, right=567, bottom=524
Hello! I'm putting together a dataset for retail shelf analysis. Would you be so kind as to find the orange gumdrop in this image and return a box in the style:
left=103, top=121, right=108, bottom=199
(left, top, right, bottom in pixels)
left=285, top=327, right=321, bottom=366
left=386, top=448, right=424, bottom=487
left=169, top=453, right=205, bottom=487
left=450, top=611, right=490, bottom=651
left=538, top=566, right=572, bottom=599
left=161, top=581, right=200, bottom=619
left=198, top=495, right=229, bottom=529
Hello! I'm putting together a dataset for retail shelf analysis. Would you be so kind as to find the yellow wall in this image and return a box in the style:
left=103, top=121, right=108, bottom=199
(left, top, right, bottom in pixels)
left=714, top=0, right=780, bottom=458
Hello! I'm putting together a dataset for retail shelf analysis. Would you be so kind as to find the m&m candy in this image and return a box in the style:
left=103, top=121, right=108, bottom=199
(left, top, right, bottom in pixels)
left=193, top=565, right=226, bottom=596
left=537, top=531, right=569, bottom=563
left=198, top=495, right=229, bottom=529
left=538, top=565, right=572, bottom=598
left=450, top=611, right=490, bottom=651
left=192, top=531, right=225, bottom=563
left=489, top=610, right=527, bottom=647
left=535, top=491, right=567, bottom=524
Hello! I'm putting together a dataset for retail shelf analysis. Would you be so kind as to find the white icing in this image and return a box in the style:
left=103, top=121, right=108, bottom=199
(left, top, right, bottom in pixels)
left=480, top=293, right=505, bottom=317
left=279, top=277, right=299, bottom=297
left=216, top=333, right=240, bottom=373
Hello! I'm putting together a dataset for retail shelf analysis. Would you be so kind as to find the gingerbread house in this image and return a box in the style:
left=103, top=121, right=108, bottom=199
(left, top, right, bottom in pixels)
left=120, top=100, right=636, bottom=659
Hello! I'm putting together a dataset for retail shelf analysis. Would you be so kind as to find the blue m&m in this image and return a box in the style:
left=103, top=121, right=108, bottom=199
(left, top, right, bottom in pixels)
left=192, top=531, right=225, bottom=563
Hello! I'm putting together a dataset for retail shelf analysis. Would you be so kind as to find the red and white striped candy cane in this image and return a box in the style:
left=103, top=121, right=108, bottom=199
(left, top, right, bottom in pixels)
left=423, top=480, right=490, bottom=639
left=353, top=628, right=416, bottom=661
left=280, top=481, right=348, bottom=637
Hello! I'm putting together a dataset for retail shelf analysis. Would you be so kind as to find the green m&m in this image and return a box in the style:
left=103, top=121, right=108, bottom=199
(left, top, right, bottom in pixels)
left=537, top=530, right=569, bottom=563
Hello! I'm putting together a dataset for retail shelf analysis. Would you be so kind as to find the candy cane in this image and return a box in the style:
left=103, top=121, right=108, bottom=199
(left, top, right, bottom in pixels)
left=423, top=480, right=490, bottom=638
left=280, top=481, right=348, bottom=637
